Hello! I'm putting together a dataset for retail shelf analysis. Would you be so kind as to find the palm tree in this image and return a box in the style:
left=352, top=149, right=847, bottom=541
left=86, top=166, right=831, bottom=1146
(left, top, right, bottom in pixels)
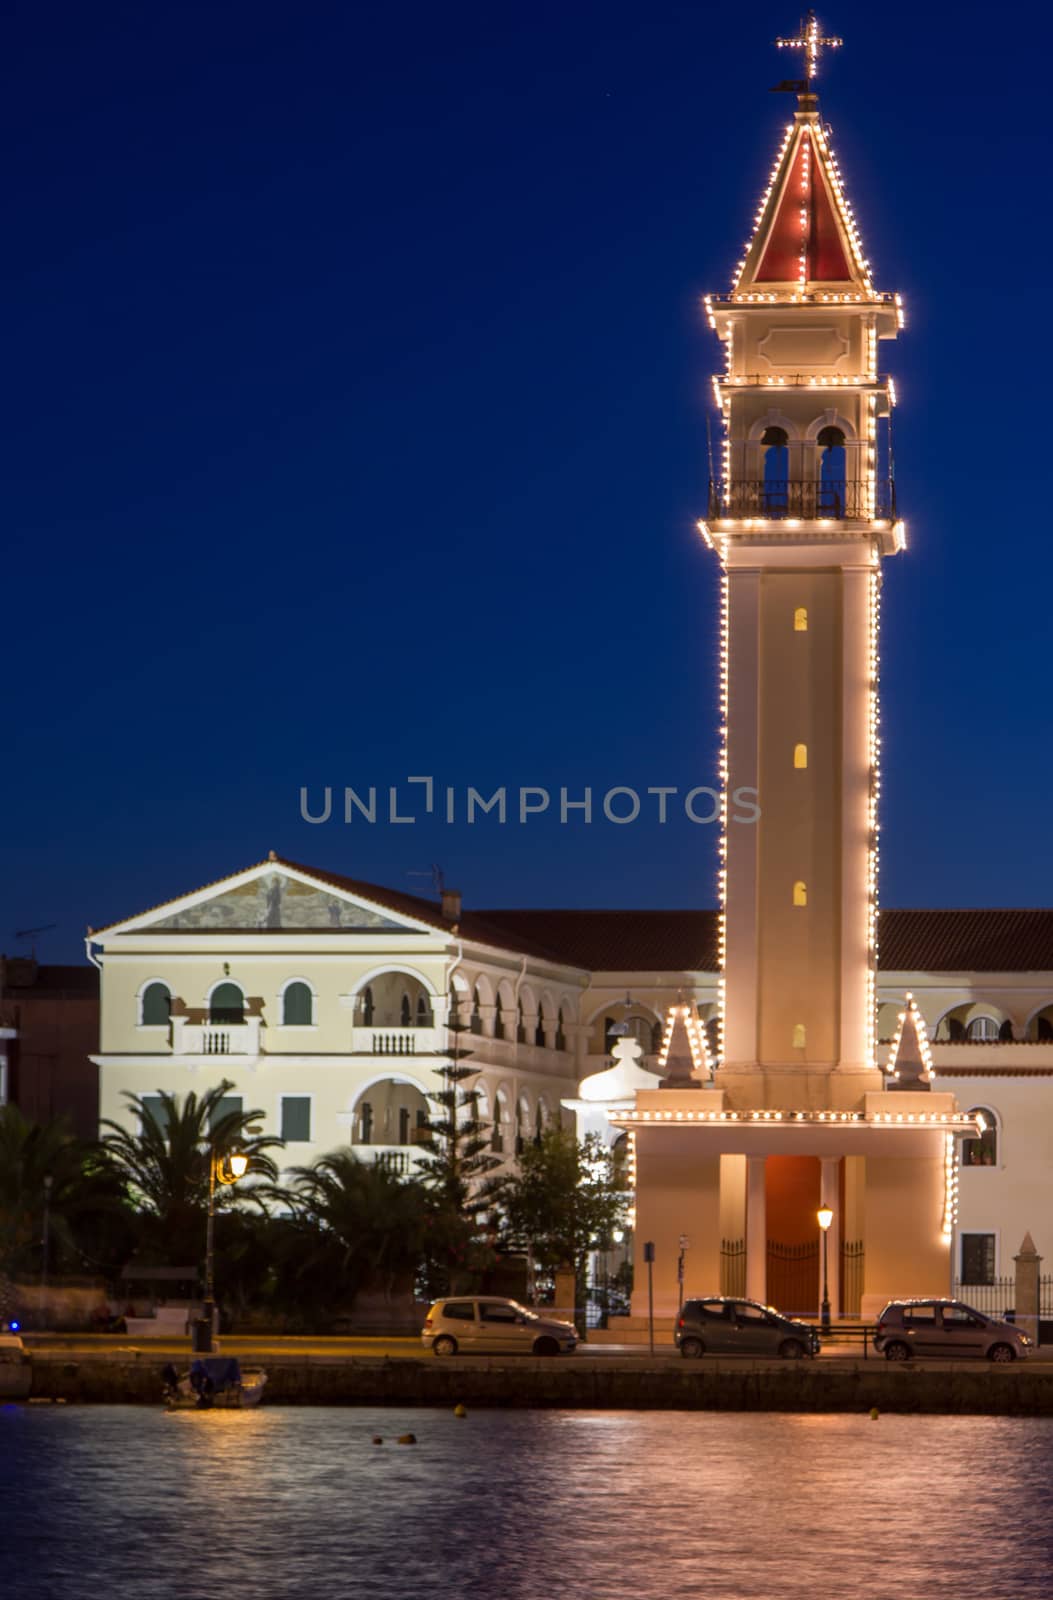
left=277, top=1149, right=430, bottom=1311
left=99, top=1079, right=282, bottom=1267
left=0, top=1105, right=131, bottom=1322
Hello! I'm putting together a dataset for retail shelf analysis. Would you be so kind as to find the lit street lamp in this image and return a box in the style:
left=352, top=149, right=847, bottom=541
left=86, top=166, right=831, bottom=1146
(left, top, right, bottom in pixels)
left=817, top=1205, right=833, bottom=1332
left=197, top=1148, right=249, bottom=1353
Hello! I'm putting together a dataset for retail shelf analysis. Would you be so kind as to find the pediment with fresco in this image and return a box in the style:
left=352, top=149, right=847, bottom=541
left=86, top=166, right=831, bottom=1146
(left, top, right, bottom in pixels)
left=149, top=873, right=407, bottom=932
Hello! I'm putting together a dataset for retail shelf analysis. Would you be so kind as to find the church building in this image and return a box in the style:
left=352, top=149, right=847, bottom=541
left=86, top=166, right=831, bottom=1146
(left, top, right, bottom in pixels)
left=84, top=19, right=1053, bottom=1331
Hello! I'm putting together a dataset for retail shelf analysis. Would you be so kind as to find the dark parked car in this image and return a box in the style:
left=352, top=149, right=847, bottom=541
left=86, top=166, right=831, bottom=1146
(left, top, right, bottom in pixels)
left=873, top=1299, right=1032, bottom=1362
left=676, top=1297, right=819, bottom=1359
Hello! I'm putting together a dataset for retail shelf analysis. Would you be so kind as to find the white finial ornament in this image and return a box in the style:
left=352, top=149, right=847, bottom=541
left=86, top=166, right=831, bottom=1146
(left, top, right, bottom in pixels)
left=776, top=10, right=842, bottom=82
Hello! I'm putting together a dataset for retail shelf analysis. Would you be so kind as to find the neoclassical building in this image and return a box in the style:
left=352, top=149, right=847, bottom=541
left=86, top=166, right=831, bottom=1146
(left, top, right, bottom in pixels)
left=89, top=857, right=1053, bottom=1319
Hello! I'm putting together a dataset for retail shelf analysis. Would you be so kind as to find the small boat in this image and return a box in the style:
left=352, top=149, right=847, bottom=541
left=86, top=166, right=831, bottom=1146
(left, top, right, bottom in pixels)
left=0, top=1331, right=31, bottom=1401
left=161, top=1356, right=266, bottom=1409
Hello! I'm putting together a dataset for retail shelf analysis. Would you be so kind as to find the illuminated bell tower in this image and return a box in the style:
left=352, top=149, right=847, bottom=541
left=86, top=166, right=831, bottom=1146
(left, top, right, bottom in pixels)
left=701, top=15, right=905, bottom=1108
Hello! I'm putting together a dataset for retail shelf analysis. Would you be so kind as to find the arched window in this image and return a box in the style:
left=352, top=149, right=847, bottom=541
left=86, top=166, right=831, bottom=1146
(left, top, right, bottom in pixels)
left=817, top=425, right=846, bottom=517
left=416, top=994, right=431, bottom=1027
left=492, top=1091, right=509, bottom=1154
left=793, top=881, right=808, bottom=907
left=359, top=1101, right=374, bottom=1145
left=448, top=983, right=462, bottom=1028
left=534, top=1006, right=546, bottom=1047
left=961, top=1108, right=998, bottom=1167
left=282, top=981, right=312, bottom=1026
left=209, top=982, right=244, bottom=1025
left=794, top=607, right=808, bottom=632
left=966, top=1015, right=999, bottom=1041
left=555, top=1007, right=567, bottom=1051
left=361, top=986, right=375, bottom=1027
left=516, top=1000, right=526, bottom=1044
left=494, top=995, right=505, bottom=1040
left=762, top=425, right=789, bottom=513
left=794, top=743, right=808, bottom=769
left=471, top=987, right=483, bottom=1035
left=400, top=992, right=411, bottom=1026
left=141, top=982, right=171, bottom=1026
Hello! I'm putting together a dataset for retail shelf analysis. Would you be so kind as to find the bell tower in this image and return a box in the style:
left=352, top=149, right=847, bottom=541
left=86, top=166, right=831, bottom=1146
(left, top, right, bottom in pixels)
left=701, top=15, right=905, bottom=1108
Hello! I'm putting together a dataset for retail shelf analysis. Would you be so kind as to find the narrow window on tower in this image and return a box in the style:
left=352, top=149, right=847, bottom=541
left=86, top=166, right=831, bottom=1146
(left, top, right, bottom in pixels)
left=794, top=607, right=808, bottom=632
left=793, top=881, right=808, bottom=907
left=761, top=426, right=789, bottom=515
left=794, top=743, right=808, bottom=769
left=817, top=426, right=847, bottom=518
left=792, top=1024, right=806, bottom=1049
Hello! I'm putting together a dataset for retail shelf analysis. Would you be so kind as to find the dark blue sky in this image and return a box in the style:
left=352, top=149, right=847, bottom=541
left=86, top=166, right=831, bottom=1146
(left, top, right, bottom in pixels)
left=7, top=1, right=1053, bottom=961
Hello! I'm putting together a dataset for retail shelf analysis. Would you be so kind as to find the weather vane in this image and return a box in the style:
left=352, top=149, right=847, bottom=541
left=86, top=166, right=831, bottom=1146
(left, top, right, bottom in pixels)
left=775, top=10, right=842, bottom=83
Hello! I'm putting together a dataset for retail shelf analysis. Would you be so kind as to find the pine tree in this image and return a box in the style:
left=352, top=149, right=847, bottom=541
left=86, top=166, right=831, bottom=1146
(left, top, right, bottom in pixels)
left=415, top=987, right=505, bottom=1294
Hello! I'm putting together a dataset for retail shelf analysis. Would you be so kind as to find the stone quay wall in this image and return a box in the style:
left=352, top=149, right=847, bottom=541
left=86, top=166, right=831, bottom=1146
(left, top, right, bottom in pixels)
left=25, top=1352, right=1053, bottom=1415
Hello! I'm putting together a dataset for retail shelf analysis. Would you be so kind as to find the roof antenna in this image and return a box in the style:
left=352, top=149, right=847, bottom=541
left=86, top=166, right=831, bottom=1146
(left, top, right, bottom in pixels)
left=14, top=924, right=56, bottom=959
left=407, top=864, right=445, bottom=897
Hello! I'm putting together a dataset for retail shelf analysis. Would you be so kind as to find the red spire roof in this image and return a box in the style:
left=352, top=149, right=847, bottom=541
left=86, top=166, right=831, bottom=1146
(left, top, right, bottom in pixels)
left=734, top=110, right=872, bottom=293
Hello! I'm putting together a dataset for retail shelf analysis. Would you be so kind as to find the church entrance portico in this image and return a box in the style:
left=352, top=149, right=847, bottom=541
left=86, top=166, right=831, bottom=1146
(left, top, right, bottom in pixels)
left=615, top=1089, right=978, bottom=1321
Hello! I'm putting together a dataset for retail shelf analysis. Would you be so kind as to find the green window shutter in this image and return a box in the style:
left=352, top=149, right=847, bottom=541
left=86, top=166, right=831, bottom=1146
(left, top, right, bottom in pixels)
left=281, top=1097, right=311, bottom=1142
left=210, top=983, right=244, bottom=1024
left=141, top=983, right=171, bottom=1025
left=209, top=1095, right=244, bottom=1133
left=140, top=1095, right=170, bottom=1136
left=282, top=982, right=312, bottom=1025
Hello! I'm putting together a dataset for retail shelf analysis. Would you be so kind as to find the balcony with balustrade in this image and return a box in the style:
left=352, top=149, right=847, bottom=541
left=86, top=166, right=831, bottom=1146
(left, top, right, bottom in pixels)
left=707, top=434, right=896, bottom=524
left=171, top=1016, right=263, bottom=1056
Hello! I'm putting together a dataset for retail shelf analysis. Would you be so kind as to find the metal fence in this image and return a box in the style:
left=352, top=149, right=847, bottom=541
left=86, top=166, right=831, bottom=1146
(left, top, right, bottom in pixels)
left=1041, top=1275, right=1053, bottom=1316
left=841, top=1240, right=864, bottom=1317
left=719, top=1238, right=746, bottom=1298
left=709, top=478, right=895, bottom=521
left=952, top=1277, right=1015, bottom=1318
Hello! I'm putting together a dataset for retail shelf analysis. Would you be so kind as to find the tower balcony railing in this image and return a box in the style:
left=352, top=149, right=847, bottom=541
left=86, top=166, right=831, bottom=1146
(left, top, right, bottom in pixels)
left=708, top=478, right=895, bottom=522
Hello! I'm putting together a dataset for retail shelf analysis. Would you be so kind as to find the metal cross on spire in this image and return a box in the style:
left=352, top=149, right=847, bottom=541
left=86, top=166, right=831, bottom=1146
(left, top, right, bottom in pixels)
left=775, top=10, right=842, bottom=82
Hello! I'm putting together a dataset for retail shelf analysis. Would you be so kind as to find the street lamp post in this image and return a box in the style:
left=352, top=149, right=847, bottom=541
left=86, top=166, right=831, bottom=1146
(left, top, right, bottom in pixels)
left=198, top=1148, right=248, bottom=1353
left=39, top=1174, right=53, bottom=1326
left=817, top=1205, right=833, bottom=1332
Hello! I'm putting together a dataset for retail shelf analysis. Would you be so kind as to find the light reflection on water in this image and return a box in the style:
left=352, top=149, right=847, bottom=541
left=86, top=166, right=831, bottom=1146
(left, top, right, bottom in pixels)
left=3, top=1406, right=1052, bottom=1599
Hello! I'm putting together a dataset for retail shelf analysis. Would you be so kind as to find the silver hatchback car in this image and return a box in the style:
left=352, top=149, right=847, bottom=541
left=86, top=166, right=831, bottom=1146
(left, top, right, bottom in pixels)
left=422, top=1296, right=578, bottom=1357
left=873, top=1299, right=1032, bottom=1362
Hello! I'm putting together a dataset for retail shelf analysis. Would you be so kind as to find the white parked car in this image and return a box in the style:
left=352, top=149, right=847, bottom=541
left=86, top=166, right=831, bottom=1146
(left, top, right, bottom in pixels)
left=421, top=1296, right=578, bottom=1356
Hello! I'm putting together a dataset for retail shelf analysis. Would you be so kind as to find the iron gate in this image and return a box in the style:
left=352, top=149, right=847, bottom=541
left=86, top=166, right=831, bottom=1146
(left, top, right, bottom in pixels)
left=766, top=1240, right=818, bottom=1316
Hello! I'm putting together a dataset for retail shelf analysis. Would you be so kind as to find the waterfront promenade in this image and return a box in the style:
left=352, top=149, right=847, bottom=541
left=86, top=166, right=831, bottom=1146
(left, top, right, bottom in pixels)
left=20, top=1333, right=1053, bottom=1413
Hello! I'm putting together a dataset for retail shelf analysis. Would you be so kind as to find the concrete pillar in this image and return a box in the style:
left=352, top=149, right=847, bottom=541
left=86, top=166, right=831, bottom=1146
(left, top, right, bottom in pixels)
left=746, top=1155, right=766, bottom=1303
left=1014, top=1233, right=1042, bottom=1349
left=553, top=1267, right=577, bottom=1325
left=820, top=1157, right=841, bottom=1320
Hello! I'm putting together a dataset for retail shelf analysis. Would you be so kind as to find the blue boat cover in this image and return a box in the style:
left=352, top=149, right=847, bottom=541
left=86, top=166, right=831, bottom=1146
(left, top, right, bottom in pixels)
left=189, top=1357, right=242, bottom=1393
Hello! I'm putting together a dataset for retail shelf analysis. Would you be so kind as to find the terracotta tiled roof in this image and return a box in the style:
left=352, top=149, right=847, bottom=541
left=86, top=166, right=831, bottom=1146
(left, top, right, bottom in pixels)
left=91, top=856, right=1053, bottom=974
left=877, top=909, right=1053, bottom=972
left=472, top=909, right=721, bottom=971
